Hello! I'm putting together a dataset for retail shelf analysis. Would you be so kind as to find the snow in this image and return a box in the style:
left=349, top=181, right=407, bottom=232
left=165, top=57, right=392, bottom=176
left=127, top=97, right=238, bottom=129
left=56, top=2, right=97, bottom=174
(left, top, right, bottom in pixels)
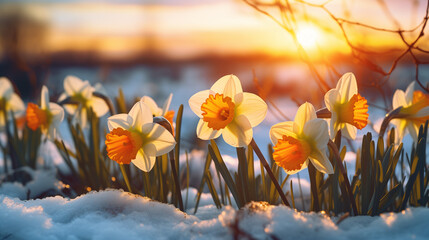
left=1, top=189, right=428, bottom=240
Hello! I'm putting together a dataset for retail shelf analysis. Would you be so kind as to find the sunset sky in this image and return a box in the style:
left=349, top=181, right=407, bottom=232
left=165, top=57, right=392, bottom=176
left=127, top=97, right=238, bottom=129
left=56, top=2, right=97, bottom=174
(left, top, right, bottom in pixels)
left=0, top=0, right=428, bottom=60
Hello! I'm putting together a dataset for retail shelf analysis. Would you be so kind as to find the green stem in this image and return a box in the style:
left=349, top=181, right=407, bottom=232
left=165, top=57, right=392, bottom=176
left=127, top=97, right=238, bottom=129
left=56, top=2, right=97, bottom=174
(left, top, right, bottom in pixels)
left=119, top=164, right=132, bottom=193
left=154, top=116, right=184, bottom=211
left=308, top=164, right=320, bottom=212
left=327, top=140, right=358, bottom=216
left=250, top=139, right=291, bottom=207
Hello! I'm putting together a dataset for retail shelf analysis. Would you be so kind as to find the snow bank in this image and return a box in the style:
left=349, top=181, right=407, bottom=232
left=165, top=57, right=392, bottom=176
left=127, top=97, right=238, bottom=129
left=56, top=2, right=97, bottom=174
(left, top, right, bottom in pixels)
left=1, top=189, right=428, bottom=240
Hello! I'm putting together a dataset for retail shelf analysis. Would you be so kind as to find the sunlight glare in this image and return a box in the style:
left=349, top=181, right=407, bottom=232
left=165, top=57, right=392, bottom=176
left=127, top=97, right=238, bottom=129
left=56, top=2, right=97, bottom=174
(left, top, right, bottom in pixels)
left=296, top=25, right=320, bottom=49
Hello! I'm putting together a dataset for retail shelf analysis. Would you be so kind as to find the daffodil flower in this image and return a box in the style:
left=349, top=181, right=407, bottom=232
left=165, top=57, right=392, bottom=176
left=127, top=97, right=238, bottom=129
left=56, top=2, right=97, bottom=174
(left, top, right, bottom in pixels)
left=58, top=75, right=109, bottom=128
left=392, top=81, right=429, bottom=142
left=26, top=86, right=64, bottom=140
left=141, top=93, right=175, bottom=130
left=270, top=102, right=333, bottom=175
left=188, top=74, right=267, bottom=147
left=324, top=72, right=369, bottom=140
left=0, top=77, right=25, bottom=128
left=105, top=100, right=176, bottom=172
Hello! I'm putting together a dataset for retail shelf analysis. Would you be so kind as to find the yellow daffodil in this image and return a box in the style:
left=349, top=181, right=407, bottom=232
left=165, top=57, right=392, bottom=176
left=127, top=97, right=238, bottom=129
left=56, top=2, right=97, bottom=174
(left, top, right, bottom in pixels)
left=392, top=81, right=429, bottom=142
left=105, top=100, right=176, bottom=172
left=324, top=72, right=369, bottom=140
left=188, top=74, right=267, bottom=147
left=26, top=86, right=64, bottom=140
left=0, top=77, right=25, bottom=128
left=58, top=75, right=109, bottom=128
left=141, top=93, right=175, bottom=130
left=270, top=102, right=333, bottom=175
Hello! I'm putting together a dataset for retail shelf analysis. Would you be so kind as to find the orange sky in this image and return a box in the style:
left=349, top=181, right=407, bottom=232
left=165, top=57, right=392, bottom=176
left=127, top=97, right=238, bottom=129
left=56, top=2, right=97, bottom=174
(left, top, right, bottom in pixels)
left=0, top=0, right=428, bottom=60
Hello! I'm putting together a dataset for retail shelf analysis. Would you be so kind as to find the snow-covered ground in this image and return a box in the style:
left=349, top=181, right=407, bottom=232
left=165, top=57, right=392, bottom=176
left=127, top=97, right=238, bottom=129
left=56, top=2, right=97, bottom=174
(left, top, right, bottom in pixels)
left=1, top=189, right=428, bottom=240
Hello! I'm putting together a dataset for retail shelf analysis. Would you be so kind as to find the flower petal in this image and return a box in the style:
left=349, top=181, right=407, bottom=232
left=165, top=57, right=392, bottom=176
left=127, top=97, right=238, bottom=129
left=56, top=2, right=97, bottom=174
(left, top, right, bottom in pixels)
left=235, top=92, right=267, bottom=127
left=210, top=75, right=243, bottom=97
left=0, top=77, right=14, bottom=100
left=404, top=81, right=415, bottom=105
left=336, top=72, right=357, bottom=102
left=324, top=89, right=340, bottom=111
left=269, top=121, right=297, bottom=145
left=49, top=103, right=64, bottom=124
left=141, top=96, right=162, bottom=116
left=391, top=119, right=407, bottom=143
left=294, top=102, right=316, bottom=134
left=41, top=86, right=49, bottom=110
left=284, top=159, right=309, bottom=175
left=162, top=93, right=173, bottom=116
left=90, top=97, right=109, bottom=117
left=64, top=75, right=85, bottom=96
left=8, top=94, right=25, bottom=117
left=142, top=122, right=176, bottom=156
left=309, top=149, right=334, bottom=174
left=128, top=100, right=153, bottom=130
left=407, top=123, right=419, bottom=142
left=196, top=119, right=222, bottom=140
left=222, top=115, right=253, bottom=147
left=107, top=113, right=132, bottom=131
left=342, top=123, right=357, bottom=140
left=303, top=119, right=329, bottom=149
left=132, top=146, right=156, bottom=172
left=392, top=89, right=407, bottom=109
left=189, top=90, right=212, bottom=118
left=78, top=107, right=88, bottom=128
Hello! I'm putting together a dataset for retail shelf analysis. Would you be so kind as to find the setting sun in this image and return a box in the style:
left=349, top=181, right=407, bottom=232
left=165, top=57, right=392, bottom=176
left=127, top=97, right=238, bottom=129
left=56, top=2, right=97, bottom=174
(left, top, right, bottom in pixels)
left=296, top=25, right=321, bottom=49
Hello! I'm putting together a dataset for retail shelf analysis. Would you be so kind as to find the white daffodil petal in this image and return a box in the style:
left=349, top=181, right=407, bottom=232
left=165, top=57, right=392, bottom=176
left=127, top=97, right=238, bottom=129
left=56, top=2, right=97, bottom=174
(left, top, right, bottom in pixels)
left=329, top=114, right=339, bottom=139
left=391, top=119, right=407, bottom=143
left=284, top=159, right=309, bottom=175
left=162, top=93, right=173, bottom=116
left=210, top=75, right=243, bottom=96
left=80, top=82, right=93, bottom=100
left=269, top=121, right=297, bottom=145
left=0, top=77, right=13, bottom=100
left=143, top=123, right=176, bottom=156
left=342, top=123, right=357, bottom=140
left=132, top=146, right=157, bottom=172
left=141, top=96, right=161, bottom=116
left=107, top=114, right=132, bottom=131
left=222, top=115, right=253, bottom=147
left=49, top=103, right=64, bottom=123
left=294, top=102, right=316, bottom=133
left=309, top=150, right=334, bottom=174
left=303, top=119, right=329, bottom=149
left=221, top=75, right=238, bottom=99
left=324, top=89, right=340, bottom=111
left=47, top=125, right=57, bottom=141
left=336, top=72, right=357, bottom=102
left=235, top=92, right=267, bottom=127
left=41, top=86, right=49, bottom=110
left=64, top=75, right=85, bottom=95
left=129, top=101, right=153, bottom=130
left=392, top=90, right=407, bottom=109
left=405, top=81, right=416, bottom=105
left=189, top=90, right=212, bottom=118
left=8, top=94, right=25, bottom=116
left=90, top=97, right=109, bottom=117
left=93, top=83, right=107, bottom=95
left=407, top=123, right=419, bottom=142
left=415, top=107, right=429, bottom=118
left=196, top=119, right=222, bottom=140
left=78, top=107, right=88, bottom=128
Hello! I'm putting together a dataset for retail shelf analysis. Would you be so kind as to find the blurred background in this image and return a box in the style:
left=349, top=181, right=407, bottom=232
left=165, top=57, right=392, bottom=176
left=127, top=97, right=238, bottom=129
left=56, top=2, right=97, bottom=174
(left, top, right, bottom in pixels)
left=0, top=0, right=428, bottom=151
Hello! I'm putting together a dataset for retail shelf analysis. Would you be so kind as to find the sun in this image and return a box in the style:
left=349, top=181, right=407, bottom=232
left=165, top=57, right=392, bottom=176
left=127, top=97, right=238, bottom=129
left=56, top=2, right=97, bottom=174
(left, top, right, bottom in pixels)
left=295, top=25, right=320, bottom=49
